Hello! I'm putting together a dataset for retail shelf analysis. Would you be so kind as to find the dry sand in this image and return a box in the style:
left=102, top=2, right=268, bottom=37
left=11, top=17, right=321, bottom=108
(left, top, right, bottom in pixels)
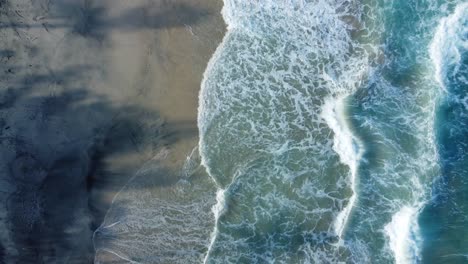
left=0, top=0, right=225, bottom=262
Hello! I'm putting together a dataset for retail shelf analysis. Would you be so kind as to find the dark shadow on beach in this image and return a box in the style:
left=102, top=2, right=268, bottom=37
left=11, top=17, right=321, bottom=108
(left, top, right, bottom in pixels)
left=0, top=0, right=225, bottom=262
left=0, top=1, right=211, bottom=41
left=0, top=62, right=197, bottom=263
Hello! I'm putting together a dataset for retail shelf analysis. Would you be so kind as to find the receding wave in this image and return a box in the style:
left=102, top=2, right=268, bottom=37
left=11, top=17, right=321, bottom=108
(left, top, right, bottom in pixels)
left=198, top=0, right=375, bottom=262
left=93, top=148, right=218, bottom=264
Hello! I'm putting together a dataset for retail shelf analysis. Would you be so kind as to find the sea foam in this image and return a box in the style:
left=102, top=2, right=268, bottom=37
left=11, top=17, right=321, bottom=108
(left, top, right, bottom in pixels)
left=385, top=206, right=422, bottom=264
left=322, top=96, right=363, bottom=239
left=429, top=3, right=468, bottom=91
left=198, top=0, right=371, bottom=262
left=377, top=3, right=468, bottom=263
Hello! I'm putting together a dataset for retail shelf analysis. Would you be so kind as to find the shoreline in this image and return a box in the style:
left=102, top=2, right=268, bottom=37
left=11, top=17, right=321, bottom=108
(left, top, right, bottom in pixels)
left=0, top=0, right=225, bottom=262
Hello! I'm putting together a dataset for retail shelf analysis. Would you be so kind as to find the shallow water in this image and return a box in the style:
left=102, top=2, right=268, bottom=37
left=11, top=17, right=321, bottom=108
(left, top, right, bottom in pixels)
left=90, top=1, right=467, bottom=263
left=198, top=0, right=468, bottom=263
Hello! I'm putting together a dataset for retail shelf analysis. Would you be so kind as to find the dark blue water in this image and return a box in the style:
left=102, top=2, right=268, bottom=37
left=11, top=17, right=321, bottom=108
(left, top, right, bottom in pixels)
left=345, top=1, right=447, bottom=262
left=419, top=3, right=468, bottom=263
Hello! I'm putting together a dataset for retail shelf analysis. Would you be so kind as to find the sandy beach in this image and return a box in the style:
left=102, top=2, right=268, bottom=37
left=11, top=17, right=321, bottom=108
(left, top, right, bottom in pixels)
left=0, top=0, right=225, bottom=262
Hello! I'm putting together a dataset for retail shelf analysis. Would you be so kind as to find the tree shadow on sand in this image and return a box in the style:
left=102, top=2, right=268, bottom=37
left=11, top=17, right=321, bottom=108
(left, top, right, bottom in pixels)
left=0, top=0, right=222, bottom=261
left=0, top=61, right=198, bottom=263
left=0, top=1, right=212, bottom=42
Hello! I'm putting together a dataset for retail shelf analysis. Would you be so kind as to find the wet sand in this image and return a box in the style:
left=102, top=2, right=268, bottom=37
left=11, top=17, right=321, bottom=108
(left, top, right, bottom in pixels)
left=0, top=0, right=225, bottom=262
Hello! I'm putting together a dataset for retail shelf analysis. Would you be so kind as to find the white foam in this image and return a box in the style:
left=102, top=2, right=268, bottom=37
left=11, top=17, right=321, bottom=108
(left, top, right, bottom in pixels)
left=384, top=206, right=422, bottom=264
left=379, top=6, right=468, bottom=264
left=203, top=189, right=227, bottom=264
left=197, top=0, right=372, bottom=262
left=429, top=3, right=468, bottom=90
left=197, top=5, right=232, bottom=261
left=322, top=96, right=363, bottom=238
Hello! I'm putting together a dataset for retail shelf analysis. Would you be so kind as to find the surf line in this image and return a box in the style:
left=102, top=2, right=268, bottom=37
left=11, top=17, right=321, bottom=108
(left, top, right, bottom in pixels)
left=429, top=2, right=468, bottom=91
left=382, top=5, right=468, bottom=264
left=322, top=95, right=363, bottom=240
left=385, top=205, right=423, bottom=264
left=197, top=2, right=235, bottom=263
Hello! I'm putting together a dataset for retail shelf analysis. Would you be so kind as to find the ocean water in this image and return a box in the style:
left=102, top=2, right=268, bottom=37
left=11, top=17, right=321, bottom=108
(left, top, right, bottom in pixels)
left=419, top=3, right=468, bottom=263
left=198, top=0, right=468, bottom=263
left=92, top=1, right=467, bottom=263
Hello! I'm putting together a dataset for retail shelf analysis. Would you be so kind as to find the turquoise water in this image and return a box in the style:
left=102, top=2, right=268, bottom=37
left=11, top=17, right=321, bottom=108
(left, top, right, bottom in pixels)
left=419, top=3, right=468, bottom=263
left=199, top=0, right=468, bottom=263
